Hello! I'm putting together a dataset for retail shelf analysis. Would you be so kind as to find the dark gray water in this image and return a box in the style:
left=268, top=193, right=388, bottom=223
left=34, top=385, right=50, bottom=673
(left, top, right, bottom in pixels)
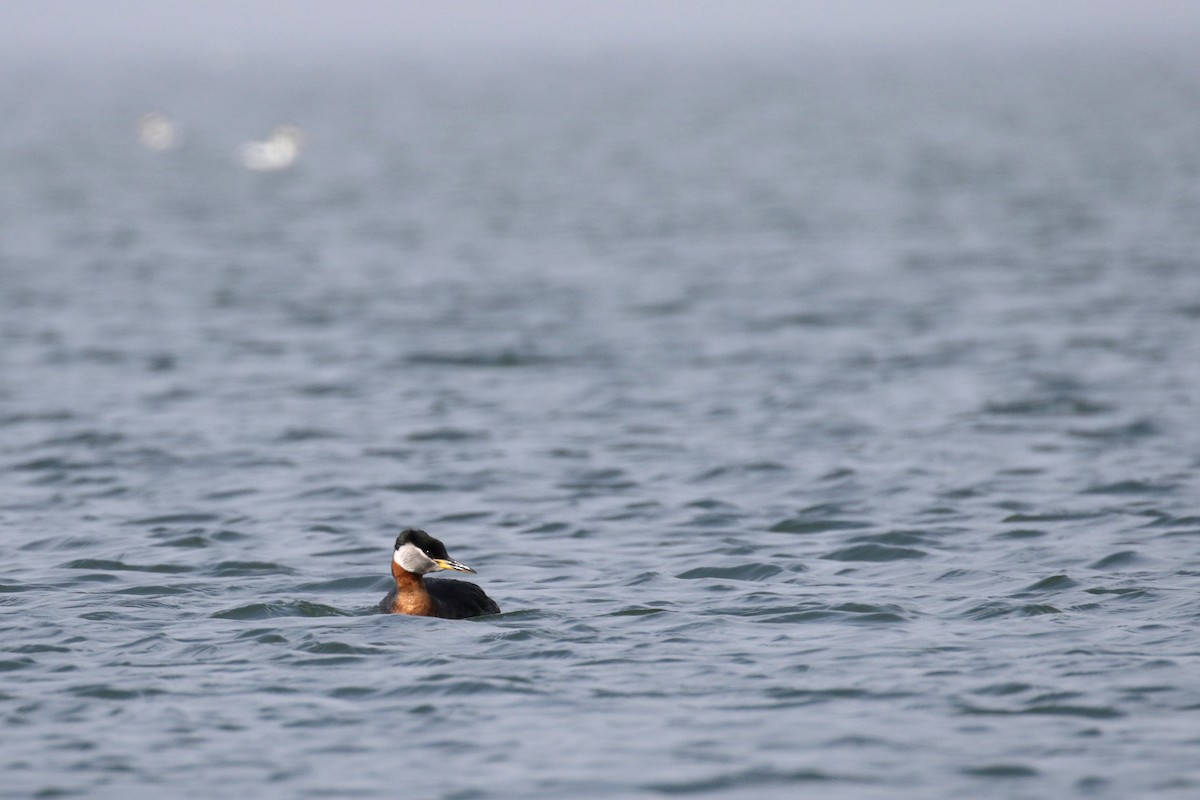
left=3, top=46, right=1200, bottom=799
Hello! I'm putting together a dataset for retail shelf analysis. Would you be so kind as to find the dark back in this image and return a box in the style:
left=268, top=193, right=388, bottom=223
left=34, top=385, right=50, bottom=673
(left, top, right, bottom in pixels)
left=426, top=578, right=501, bottom=619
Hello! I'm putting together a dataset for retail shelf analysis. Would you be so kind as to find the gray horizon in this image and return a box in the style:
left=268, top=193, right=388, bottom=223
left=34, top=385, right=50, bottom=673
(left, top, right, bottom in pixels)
left=3, top=0, right=1199, bottom=63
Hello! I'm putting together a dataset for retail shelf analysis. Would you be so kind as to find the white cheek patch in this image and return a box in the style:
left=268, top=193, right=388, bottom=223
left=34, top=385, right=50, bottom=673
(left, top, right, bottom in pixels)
left=395, top=542, right=437, bottom=574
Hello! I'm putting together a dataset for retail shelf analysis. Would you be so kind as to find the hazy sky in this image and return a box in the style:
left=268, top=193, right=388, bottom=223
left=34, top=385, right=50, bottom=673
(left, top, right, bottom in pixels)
left=2, top=0, right=1198, bottom=62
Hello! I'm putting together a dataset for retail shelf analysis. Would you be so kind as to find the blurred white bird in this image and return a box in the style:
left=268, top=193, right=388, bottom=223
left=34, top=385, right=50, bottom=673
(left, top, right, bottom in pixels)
left=239, top=124, right=305, bottom=171
left=137, top=112, right=183, bottom=152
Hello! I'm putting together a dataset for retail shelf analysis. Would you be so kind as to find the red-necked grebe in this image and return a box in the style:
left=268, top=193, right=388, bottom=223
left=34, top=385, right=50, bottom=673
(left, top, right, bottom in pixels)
left=378, top=529, right=500, bottom=619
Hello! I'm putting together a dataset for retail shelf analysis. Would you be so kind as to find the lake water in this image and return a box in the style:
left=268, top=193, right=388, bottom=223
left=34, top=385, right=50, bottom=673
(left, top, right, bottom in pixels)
left=2, top=44, right=1200, bottom=799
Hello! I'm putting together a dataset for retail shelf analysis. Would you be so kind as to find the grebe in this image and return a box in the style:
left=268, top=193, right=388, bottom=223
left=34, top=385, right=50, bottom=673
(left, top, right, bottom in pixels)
left=378, top=529, right=500, bottom=619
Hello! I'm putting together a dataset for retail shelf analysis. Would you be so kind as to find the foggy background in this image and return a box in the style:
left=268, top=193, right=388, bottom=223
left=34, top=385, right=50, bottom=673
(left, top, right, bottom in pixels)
left=3, top=0, right=1200, bottom=63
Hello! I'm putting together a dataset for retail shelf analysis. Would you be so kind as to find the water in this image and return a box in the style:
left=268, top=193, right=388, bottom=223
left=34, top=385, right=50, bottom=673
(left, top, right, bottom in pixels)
left=2, top=45, right=1200, bottom=799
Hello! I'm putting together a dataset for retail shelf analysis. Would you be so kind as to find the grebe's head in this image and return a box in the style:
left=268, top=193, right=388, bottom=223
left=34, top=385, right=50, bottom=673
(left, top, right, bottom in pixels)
left=393, top=529, right=477, bottom=575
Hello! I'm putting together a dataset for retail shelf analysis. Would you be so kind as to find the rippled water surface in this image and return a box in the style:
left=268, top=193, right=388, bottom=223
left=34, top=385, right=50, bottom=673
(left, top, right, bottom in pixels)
left=3, top=47, right=1200, bottom=799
